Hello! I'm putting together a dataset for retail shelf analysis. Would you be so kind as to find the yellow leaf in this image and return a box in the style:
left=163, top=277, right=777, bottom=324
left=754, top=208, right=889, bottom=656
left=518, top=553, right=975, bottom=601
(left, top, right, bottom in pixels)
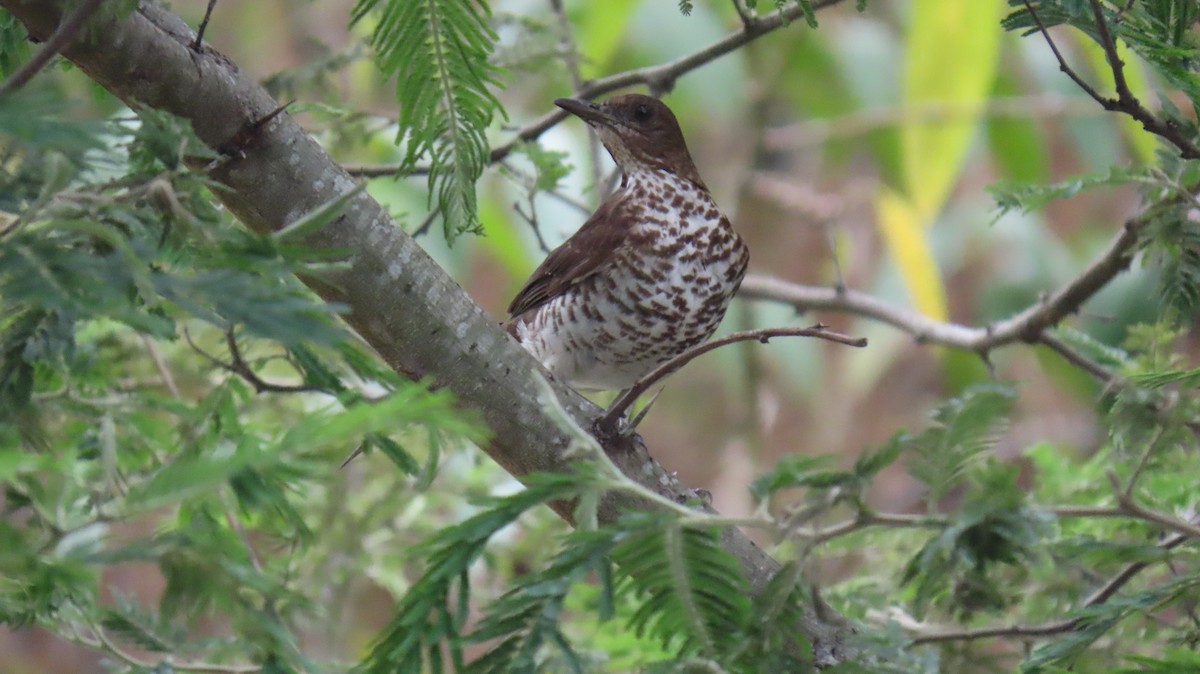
left=902, top=0, right=1006, bottom=220
left=877, top=188, right=947, bottom=321
left=1077, top=37, right=1158, bottom=165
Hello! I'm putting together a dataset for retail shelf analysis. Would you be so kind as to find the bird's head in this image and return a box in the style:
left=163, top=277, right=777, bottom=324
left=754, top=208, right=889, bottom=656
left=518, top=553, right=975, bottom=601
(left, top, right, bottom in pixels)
left=555, top=94, right=704, bottom=187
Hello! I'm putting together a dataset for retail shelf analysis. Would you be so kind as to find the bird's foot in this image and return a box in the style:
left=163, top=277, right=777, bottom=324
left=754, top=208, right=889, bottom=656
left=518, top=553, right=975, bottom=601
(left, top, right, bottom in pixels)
left=590, top=415, right=621, bottom=443
left=594, top=387, right=664, bottom=443
left=678, top=487, right=712, bottom=507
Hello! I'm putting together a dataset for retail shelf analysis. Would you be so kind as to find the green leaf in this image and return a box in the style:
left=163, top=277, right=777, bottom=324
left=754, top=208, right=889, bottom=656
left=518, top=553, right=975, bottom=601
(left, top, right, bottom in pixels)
left=366, top=433, right=420, bottom=475
left=359, top=473, right=586, bottom=673
left=905, top=383, right=1017, bottom=507
left=613, top=514, right=752, bottom=658
left=988, top=165, right=1153, bottom=216
left=751, top=455, right=852, bottom=500
left=903, top=461, right=1046, bottom=619
left=854, top=431, right=909, bottom=478
left=466, top=529, right=613, bottom=674
left=351, top=0, right=505, bottom=241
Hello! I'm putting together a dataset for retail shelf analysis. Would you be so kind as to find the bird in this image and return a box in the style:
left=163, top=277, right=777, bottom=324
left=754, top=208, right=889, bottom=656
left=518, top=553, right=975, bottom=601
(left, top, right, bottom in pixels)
left=506, top=94, right=749, bottom=392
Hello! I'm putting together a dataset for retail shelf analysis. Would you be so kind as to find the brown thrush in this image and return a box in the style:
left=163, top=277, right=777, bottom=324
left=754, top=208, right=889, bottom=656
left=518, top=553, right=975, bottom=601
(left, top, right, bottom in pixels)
left=507, top=94, right=749, bottom=391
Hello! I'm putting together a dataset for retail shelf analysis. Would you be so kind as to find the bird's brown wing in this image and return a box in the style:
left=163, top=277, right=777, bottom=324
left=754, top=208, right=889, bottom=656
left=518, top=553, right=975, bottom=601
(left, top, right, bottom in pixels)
left=507, top=193, right=634, bottom=317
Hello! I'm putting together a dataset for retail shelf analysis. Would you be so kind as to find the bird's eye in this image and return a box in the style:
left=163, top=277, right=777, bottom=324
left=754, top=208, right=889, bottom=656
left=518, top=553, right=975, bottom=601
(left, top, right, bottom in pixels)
left=633, top=104, right=652, bottom=122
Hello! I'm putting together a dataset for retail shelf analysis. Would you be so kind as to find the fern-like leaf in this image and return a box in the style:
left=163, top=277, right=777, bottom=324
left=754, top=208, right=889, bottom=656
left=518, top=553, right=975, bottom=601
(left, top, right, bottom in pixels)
left=613, top=514, right=752, bottom=659
left=466, top=530, right=613, bottom=674
left=359, top=473, right=583, bottom=673
left=351, top=0, right=503, bottom=241
left=906, top=383, right=1017, bottom=508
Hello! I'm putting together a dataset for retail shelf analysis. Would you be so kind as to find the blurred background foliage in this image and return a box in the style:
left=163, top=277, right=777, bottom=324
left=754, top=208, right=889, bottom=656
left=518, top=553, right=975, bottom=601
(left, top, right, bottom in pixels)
left=2, top=0, right=1200, bottom=672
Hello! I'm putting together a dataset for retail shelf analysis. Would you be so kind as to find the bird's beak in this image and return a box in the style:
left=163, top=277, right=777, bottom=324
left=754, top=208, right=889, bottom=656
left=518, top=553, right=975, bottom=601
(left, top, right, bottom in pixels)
left=555, top=98, right=616, bottom=128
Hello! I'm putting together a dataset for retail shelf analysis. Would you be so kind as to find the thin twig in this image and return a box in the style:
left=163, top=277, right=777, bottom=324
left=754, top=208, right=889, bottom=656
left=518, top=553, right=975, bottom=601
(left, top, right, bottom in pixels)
left=1021, top=0, right=1109, bottom=102
left=1022, top=0, right=1200, bottom=159
left=410, top=208, right=440, bottom=238
left=911, top=530, right=1190, bottom=644
left=803, top=502, right=1194, bottom=547
left=192, top=0, right=219, bottom=51
left=513, top=200, right=551, bottom=254
left=548, top=0, right=604, bottom=200
left=809, top=510, right=946, bottom=545
left=499, top=160, right=591, bottom=214
left=1123, top=423, right=1166, bottom=497
left=598, top=324, right=866, bottom=433
left=80, top=611, right=259, bottom=673
left=0, top=0, right=106, bottom=100
left=1113, top=0, right=1137, bottom=24
left=221, top=330, right=323, bottom=394
left=344, top=0, right=849, bottom=178
left=140, top=334, right=181, bottom=398
left=500, top=159, right=582, bottom=252
left=731, top=0, right=757, bottom=28
left=1108, top=470, right=1200, bottom=539
left=1038, top=332, right=1113, bottom=382
left=1088, top=0, right=1130, bottom=98
left=184, top=327, right=323, bottom=394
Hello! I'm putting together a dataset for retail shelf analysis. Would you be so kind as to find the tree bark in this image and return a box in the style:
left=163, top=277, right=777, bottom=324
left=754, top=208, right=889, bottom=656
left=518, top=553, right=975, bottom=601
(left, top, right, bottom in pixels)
left=1, top=1, right=859, bottom=665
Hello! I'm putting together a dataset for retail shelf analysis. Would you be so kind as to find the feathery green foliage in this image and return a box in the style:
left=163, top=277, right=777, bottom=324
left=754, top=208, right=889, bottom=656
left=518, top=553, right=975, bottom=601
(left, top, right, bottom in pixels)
left=0, top=75, right=484, bottom=671
left=902, top=461, right=1049, bottom=619
left=905, top=383, right=1017, bottom=508
left=359, top=473, right=587, bottom=673
left=466, top=529, right=615, bottom=674
left=988, top=165, right=1154, bottom=217
left=6, top=0, right=1200, bottom=671
left=613, top=514, right=752, bottom=657
left=350, top=0, right=503, bottom=241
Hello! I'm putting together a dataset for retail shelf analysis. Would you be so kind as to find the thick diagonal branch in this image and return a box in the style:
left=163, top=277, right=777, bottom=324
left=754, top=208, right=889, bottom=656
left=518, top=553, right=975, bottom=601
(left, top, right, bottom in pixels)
left=0, top=0, right=859, bottom=665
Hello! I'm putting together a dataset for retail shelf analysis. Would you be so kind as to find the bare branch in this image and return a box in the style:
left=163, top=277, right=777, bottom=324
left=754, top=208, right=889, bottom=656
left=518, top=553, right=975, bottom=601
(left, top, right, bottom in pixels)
left=513, top=199, right=551, bottom=254
left=1039, top=332, right=1113, bottom=382
left=731, top=0, right=757, bottom=28
left=140, top=334, right=180, bottom=398
left=739, top=212, right=1147, bottom=369
left=73, top=611, right=259, bottom=674
left=1021, top=0, right=1200, bottom=159
left=598, top=324, right=866, bottom=435
left=0, top=0, right=105, bottom=100
left=500, top=160, right=591, bottom=214
left=345, top=0, right=849, bottom=178
left=1021, top=0, right=1109, bottom=103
